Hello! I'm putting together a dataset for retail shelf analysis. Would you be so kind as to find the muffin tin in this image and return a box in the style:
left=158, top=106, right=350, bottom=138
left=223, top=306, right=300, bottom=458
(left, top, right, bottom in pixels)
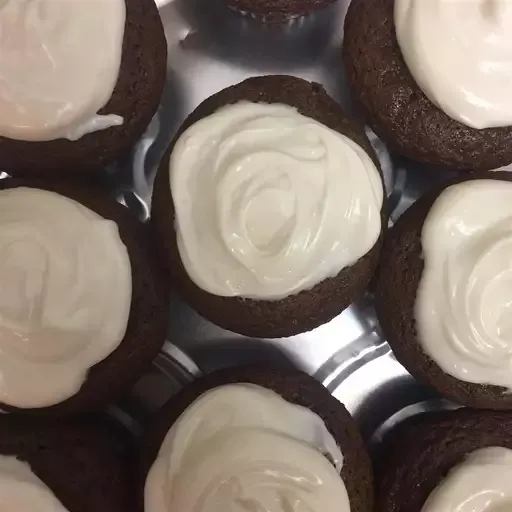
left=111, top=0, right=497, bottom=447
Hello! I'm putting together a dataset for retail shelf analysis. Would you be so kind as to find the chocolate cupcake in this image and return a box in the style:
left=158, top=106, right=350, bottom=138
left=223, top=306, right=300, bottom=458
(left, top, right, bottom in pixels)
left=343, top=0, right=512, bottom=171
left=140, top=365, right=373, bottom=512
left=0, top=178, right=169, bottom=416
left=226, top=0, right=338, bottom=22
left=0, top=415, right=131, bottom=512
left=375, top=173, right=512, bottom=409
left=377, top=409, right=512, bottom=512
left=0, top=0, right=167, bottom=176
left=152, top=75, right=387, bottom=338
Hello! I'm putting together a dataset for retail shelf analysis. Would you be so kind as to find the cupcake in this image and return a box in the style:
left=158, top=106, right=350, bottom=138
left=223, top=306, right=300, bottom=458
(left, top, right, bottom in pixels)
left=343, top=0, right=512, bottom=171
left=140, top=365, right=373, bottom=512
left=0, top=415, right=131, bottom=511
left=375, top=173, right=512, bottom=409
left=377, top=409, right=512, bottom=512
left=152, top=75, right=386, bottom=338
left=0, top=178, right=169, bottom=416
left=226, top=0, right=338, bottom=22
left=0, top=0, right=167, bottom=176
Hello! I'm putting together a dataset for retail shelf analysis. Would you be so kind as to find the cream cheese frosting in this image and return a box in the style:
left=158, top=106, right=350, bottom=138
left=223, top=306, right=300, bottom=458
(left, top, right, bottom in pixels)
left=395, top=0, right=512, bottom=129
left=422, top=447, right=512, bottom=512
left=0, top=456, right=70, bottom=512
left=0, top=187, right=132, bottom=408
left=145, top=384, right=351, bottom=512
left=416, top=180, right=512, bottom=388
left=0, top=0, right=125, bottom=141
left=170, top=101, right=383, bottom=300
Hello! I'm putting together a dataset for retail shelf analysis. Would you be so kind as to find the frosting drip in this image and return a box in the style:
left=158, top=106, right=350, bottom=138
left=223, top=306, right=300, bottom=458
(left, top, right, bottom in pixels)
left=422, top=447, right=512, bottom=512
left=0, top=188, right=132, bottom=408
left=170, top=101, right=383, bottom=300
left=395, top=0, right=512, bottom=129
left=0, top=0, right=125, bottom=141
left=145, top=384, right=351, bottom=512
left=416, top=180, right=512, bottom=388
left=0, top=456, right=70, bottom=512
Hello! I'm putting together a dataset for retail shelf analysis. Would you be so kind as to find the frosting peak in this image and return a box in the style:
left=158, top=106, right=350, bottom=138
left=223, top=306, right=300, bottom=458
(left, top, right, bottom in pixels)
left=170, top=101, right=383, bottom=300
left=395, top=0, right=512, bottom=129
left=145, top=384, right=351, bottom=512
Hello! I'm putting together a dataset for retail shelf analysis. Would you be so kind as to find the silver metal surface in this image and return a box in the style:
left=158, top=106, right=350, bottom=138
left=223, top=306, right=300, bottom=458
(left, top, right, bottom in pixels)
left=117, top=0, right=462, bottom=443
left=109, top=343, right=200, bottom=435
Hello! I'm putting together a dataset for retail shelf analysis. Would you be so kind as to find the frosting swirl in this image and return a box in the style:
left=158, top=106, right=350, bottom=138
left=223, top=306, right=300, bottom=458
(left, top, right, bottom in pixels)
left=395, top=0, right=512, bottom=129
left=0, top=0, right=125, bottom=141
left=422, top=447, right=512, bottom=512
left=0, top=188, right=132, bottom=408
left=416, top=180, right=512, bottom=388
left=145, top=384, right=350, bottom=512
left=0, top=456, right=70, bottom=512
left=170, top=101, right=383, bottom=300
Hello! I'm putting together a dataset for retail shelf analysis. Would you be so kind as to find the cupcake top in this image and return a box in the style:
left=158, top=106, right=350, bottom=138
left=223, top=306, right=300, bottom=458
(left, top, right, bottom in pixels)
left=170, top=101, right=383, bottom=301
left=415, top=179, right=512, bottom=389
left=145, top=383, right=351, bottom=512
left=395, top=0, right=512, bottom=129
left=0, top=416, right=132, bottom=511
left=0, top=187, right=131, bottom=408
left=376, top=410, right=512, bottom=512
left=0, top=456, right=70, bottom=512
left=0, top=0, right=125, bottom=141
left=422, top=447, right=512, bottom=512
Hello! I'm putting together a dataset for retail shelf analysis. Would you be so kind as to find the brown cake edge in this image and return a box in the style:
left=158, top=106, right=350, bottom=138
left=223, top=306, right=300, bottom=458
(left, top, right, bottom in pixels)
left=375, top=172, right=512, bottom=409
left=139, top=364, right=373, bottom=512
left=376, top=409, right=512, bottom=512
left=151, top=74, right=387, bottom=338
left=0, top=178, right=170, bottom=416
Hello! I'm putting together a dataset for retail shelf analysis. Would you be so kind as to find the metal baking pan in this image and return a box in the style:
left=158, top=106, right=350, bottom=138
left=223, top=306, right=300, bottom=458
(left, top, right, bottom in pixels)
left=116, top=0, right=469, bottom=448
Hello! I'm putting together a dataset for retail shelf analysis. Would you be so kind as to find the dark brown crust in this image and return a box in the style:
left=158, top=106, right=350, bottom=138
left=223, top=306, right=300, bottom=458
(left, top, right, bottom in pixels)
left=227, top=0, right=338, bottom=21
left=343, top=0, right=512, bottom=172
left=0, top=415, right=132, bottom=512
left=139, top=365, right=373, bottom=512
left=375, top=172, right=512, bottom=409
left=0, top=0, right=167, bottom=176
left=151, top=75, right=387, bottom=338
left=0, top=178, right=170, bottom=416
left=376, top=409, right=512, bottom=512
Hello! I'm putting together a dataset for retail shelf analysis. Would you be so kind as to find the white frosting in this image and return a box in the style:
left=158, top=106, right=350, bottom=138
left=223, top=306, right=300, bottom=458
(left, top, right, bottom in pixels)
left=0, top=456, right=70, bottom=512
left=395, top=0, right=512, bottom=129
left=145, top=384, right=350, bottom=512
left=0, top=188, right=132, bottom=408
left=416, top=180, right=512, bottom=388
left=170, top=101, right=383, bottom=300
left=422, top=447, right=512, bottom=512
left=0, top=0, right=126, bottom=141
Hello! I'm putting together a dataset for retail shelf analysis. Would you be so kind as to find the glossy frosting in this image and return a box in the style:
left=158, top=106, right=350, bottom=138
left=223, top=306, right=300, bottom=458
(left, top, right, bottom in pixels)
left=145, top=384, right=351, bottom=512
left=170, top=101, right=383, bottom=300
left=0, top=188, right=132, bottom=408
left=416, top=180, right=512, bottom=388
left=0, top=456, right=69, bottom=512
left=0, top=0, right=125, bottom=141
left=395, top=0, right=512, bottom=129
left=422, top=447, right=512, bottom=512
